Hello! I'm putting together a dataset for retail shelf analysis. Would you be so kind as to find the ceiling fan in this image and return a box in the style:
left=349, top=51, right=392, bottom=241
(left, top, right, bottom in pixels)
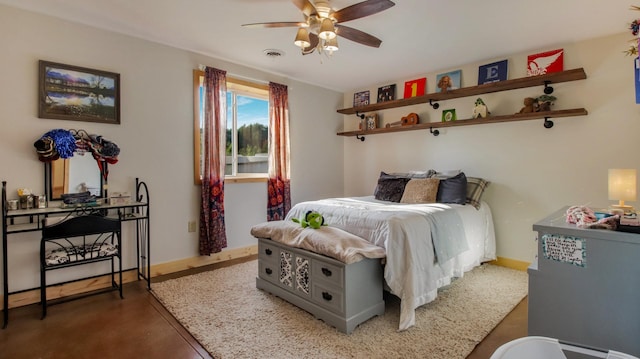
left=242, top=0, right=395, bottom=55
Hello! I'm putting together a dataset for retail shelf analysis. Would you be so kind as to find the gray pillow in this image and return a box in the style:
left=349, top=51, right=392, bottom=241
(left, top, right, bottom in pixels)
left=374, top=172, right=411, bottom=202
left=436, top=172, right=467, bottom=205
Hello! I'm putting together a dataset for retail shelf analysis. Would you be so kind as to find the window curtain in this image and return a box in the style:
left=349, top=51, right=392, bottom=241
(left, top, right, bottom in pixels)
left=199, top=67, right=227, bottom=255
left=267, top=82, right=291, bottom=221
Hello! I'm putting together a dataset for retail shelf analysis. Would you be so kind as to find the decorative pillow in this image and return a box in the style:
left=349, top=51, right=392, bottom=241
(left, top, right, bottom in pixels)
left=466, top=177, right=490, bottom=209
left=436, top=172, right=467, bottom=205
left=374, top=172, right=411, bottom=202
left=400, top=178, right=440, bottom=204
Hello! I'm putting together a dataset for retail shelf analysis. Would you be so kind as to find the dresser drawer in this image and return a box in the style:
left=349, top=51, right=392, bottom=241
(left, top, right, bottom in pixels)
left=258, top=239, right=279, bottom=264
left=258, top=261, right=279, bottom=285
left=312, top=259, right=344, bottom=289
left=311, top=282, right=344, bottom=314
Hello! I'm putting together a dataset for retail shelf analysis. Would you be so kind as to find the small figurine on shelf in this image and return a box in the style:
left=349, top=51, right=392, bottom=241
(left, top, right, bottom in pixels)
left=472, top=98, right=490, bottom=118
left=518, top=97, right=538, bottom=114
left=536, top=94, right=557, bottom=112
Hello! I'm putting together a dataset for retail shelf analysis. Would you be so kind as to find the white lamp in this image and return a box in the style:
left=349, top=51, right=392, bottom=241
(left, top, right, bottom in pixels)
left=608, top=169, right=637, bottom=213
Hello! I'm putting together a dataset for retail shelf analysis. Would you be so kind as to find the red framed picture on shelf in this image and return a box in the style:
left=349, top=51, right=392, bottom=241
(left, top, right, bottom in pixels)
left=403, top=78, right=426, bottom=98
left=527, top=49, right=563, bottom=77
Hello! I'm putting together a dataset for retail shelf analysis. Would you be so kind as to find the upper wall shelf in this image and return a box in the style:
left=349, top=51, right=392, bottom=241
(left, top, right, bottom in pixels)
left=337, top=68, right=587, bottom=115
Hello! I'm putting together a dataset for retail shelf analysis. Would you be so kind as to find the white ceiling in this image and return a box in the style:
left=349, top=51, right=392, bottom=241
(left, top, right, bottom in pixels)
left=0, top=0, right=632, bottom=92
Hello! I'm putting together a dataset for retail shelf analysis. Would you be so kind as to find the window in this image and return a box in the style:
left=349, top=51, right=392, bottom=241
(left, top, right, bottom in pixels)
left=193, top=70, right=269, bottom=184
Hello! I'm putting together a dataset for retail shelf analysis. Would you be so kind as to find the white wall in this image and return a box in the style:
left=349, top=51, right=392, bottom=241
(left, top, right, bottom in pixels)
left=0, top=5, right=344, bottom=292
left=342, top=32, right=640, bottom=262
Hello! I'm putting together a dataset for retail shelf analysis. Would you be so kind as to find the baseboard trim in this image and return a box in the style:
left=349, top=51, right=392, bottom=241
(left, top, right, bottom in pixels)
left=2, top=245, right=258, bottom=310
left=489, top=256, right=531, bottom=271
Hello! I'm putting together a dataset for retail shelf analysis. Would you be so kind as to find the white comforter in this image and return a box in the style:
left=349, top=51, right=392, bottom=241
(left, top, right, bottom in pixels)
left=285, top=196, right=496, bottom=331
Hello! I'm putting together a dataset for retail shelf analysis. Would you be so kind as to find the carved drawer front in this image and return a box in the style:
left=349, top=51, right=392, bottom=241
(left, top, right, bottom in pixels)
left=311, top=282, right=344, bottom=314
left=312, top=260, right=344, bottom=289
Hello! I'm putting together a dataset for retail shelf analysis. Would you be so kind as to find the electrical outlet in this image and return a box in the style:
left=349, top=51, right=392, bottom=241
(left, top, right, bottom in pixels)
left=188, top=221, right=196, bottom=232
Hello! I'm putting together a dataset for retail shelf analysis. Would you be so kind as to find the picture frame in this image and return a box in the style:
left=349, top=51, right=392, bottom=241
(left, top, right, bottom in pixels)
left=436, top=70, right=461, bottom=93
left=377, top=84, right=396, bottom=103
left=442, top=109, right=457, bottom=122
left=39, top=60, right=121, bottom=124
left=527, top=49, right=563, bottom=77
left=478, top=59, right=508, bottom=85
left=365, top=113, right=378, bottom=130
left=353, top=90, right=370, bottom=107
left=403, top=77, right=426, bottom=98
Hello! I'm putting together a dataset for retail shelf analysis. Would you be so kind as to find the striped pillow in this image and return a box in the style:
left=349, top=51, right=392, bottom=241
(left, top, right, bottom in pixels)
left=466, top=177, right=489, bottom=209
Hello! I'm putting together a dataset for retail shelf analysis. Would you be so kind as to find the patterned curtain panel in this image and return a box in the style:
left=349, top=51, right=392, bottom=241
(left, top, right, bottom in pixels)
left=199, top=67, right=228, bottom=255
left=267, top=82, right=291, bottom=221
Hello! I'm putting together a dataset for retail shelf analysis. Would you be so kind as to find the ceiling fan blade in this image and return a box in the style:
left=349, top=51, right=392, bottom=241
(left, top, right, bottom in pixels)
left=242, top=22, right=304, bottom=28
left=291, top=0, right=317, bottom=17
left=302, top=32, right=319, bottom=55
left=336, top=25, right=382, bottom=48
left=332, top=0, right=395, bottom=23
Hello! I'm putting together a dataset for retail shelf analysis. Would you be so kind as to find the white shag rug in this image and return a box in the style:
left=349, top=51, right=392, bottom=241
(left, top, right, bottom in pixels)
left=152, top=260, right=527, bottom=359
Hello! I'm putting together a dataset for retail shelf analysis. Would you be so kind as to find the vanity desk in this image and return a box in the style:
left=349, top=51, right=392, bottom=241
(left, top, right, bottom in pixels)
left=1, top=178, right=150, bottom=328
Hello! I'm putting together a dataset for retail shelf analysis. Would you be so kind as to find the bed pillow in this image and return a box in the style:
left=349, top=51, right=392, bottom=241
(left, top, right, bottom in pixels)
left=436, top=172, right=467, bottom=205
left=466, top=177, right=490, bottom=209
left=434, top=169, right=462, bottom=178
left=400, top=178, right=440, bottom=204
left=389, top=170, right=436, bottom=179
left=374, top=172, right=411, bottom=202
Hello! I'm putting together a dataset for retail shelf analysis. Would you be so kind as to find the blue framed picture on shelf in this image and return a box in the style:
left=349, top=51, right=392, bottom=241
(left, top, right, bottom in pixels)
left=353, top=90, right=370, bottom=107
left=478, top=60, right=508, bottom=85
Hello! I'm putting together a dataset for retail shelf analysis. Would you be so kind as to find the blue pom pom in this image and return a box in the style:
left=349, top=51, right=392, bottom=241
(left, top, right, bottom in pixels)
left=42, top=129, right=76, bottom=159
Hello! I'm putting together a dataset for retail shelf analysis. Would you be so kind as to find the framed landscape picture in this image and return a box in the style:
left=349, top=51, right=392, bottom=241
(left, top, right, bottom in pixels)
left=38, top=60, right=120, bottom=124
left=436, top=70, right=461, bottom=93
left=478, top=60, right=508, bottom=85
left=527, top=49, right=563, bottom=77
left=377, top=84, right=396, bottom=102
left=353, top=90, right=370, bottom=107
left=403, top=77, right=426, bottom=98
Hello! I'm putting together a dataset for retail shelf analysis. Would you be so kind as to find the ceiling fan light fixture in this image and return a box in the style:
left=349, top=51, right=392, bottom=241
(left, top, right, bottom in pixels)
left=318, top=18, right=336, bottom=40
left=323, top=36, right=339, bottom=52
left=294, top=27, right=311, bottom=48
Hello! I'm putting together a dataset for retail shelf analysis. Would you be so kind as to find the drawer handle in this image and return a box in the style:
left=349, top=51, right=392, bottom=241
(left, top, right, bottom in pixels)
left=322, top=292, right=332, bottom=301
left=265, top=248, right=272, bottom=255
left=265, top=268, right=272, bottom=275
left=321, top=268, right=332, bottom=277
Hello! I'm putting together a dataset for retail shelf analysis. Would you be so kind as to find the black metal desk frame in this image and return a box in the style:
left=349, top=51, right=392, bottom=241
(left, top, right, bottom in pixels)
left=1, top=178, right=150, bottom=328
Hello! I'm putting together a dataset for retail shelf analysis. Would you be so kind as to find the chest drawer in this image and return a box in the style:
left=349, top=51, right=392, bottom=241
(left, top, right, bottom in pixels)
left=311, top=259, right=344, bottom=289
left=311, top=282, right=344, bottom=314
left=258, top=240, right=279, bottom=264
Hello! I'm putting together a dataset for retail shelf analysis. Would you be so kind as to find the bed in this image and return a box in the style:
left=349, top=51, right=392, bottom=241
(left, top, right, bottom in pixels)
left=283, top=195, right=496, bottom=331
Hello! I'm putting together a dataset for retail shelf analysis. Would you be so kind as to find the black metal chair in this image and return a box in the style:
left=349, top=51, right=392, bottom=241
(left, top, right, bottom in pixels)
left=40, top=215, right=122, bottom=318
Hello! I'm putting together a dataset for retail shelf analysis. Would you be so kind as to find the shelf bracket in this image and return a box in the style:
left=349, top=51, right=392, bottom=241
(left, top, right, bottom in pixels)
left=543, top=81, right=554, bottom=94
left=355, top=111, right=365, bottom=119
left=430, top=127, right=440, bottom=136
left=356, top=134, right=365, bottom=141
left=429, top=99, right=439, bottom=109
left=543, top=117, right=554, bottom=129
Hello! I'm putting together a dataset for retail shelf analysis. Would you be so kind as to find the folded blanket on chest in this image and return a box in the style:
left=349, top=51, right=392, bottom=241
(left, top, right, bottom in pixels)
left=250, top=221, right=386, bottom=264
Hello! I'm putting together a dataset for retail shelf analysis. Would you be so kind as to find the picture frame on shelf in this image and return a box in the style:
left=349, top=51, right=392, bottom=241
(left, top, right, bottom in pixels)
left=353, top=90, right=370, bottom=107
left=38, top=60, right=120, bottom=124
left=377, top=84, right=396, bottom=102
left=527, top=48, right=563, bottom=76
left=442, top=109, right=457, bottom=122
left=436, top=70, right=461, bottom=93
left=478, top=59, right=508, bottom=85
left=365, top=113, right=378, bottom=130
left=403, top=77, right=426, bottom=98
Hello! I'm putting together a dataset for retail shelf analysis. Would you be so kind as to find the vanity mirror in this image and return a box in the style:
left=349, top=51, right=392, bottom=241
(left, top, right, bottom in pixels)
left=35, top=128, right=119, bottom=202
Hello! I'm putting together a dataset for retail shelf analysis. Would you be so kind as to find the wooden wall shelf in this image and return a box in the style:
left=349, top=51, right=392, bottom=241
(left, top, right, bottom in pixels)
left=337, top=68, right=587, bottom=115
left=337, top=108, right=588, bottom=137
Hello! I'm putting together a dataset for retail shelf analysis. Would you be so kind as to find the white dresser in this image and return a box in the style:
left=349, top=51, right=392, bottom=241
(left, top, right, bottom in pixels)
left=256, top=237, right=385, bottom=334
left=528, top=207, right=640, bottom=356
